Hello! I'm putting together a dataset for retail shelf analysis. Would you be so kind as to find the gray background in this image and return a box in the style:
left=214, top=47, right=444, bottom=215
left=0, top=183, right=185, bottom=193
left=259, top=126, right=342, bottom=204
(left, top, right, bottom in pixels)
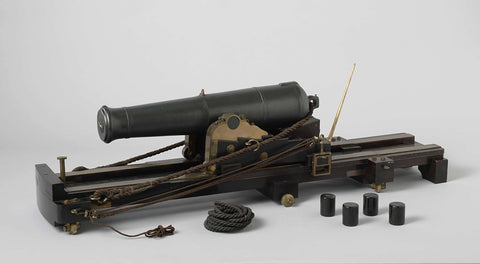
left=1, top=0, right=479, bottom=263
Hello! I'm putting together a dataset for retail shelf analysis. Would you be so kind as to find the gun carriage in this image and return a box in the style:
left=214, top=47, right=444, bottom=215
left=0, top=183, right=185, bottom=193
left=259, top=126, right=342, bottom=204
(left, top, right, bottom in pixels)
left=35, top=81, right=447, bottom=234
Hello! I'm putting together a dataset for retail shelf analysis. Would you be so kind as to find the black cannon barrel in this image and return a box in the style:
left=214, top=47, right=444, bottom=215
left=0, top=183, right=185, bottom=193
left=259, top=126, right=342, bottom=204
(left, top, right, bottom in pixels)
left=97, top=82, right=318, bottom=143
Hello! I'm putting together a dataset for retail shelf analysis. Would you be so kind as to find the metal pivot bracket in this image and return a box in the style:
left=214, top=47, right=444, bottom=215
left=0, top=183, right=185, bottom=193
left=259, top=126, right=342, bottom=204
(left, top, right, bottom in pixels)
left=312, top=152, right=332, bottom=176
left=367, top=156, right=394, bottom=192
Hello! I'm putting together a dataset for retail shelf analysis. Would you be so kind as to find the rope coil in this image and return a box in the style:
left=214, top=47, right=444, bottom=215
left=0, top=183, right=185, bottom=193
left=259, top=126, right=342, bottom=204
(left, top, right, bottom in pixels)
left=204, top=201, right=254, bottom=232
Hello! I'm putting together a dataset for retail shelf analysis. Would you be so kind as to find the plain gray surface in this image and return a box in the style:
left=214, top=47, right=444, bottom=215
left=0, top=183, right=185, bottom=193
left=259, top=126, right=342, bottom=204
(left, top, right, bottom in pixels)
left=1, top=0, right=480, bottom=263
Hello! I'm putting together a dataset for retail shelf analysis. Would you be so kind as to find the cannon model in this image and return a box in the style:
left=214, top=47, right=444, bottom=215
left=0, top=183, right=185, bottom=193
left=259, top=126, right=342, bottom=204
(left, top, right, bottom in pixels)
left=35, top=81, right=448, bottom=235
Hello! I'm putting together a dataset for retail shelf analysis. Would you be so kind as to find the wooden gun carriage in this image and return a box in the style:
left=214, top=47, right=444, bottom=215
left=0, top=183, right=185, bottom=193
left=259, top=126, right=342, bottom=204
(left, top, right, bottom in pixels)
left=35, top=82, right=447, bottom=234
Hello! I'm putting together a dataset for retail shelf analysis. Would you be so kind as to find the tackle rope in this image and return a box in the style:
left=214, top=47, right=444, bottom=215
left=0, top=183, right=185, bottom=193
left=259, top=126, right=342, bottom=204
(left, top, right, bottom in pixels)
left=90, top=105, right=314, bottom=203
left=83, top=104, right=315, bottom=237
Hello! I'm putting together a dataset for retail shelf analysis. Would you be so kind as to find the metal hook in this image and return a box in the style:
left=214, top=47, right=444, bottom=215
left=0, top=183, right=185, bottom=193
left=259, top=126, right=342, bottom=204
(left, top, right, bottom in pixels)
left=245, top=139, right=261, bottom=152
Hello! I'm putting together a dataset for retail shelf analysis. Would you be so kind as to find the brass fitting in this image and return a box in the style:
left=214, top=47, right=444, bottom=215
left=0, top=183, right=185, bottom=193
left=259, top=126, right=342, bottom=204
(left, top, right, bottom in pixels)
left=259, top=152, right=268, bottom=160
left=63, top=222, right=80, bottom=235
left=226, top=144, right=235, bottom=153
left=57, top=156, right=67, bottom=182
left=281, top=194, right=295, bottom=207
left=207, top=164, right=217, bottom=174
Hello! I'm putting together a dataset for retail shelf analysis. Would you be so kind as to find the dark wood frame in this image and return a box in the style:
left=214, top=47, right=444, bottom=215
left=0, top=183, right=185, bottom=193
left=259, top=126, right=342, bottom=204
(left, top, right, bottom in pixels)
left=36, top=132, right=447, bottom=231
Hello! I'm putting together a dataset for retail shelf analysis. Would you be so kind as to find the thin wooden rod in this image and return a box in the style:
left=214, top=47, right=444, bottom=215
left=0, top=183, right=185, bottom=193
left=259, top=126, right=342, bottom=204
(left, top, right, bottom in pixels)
left=327, top=63, right=356, bottom=141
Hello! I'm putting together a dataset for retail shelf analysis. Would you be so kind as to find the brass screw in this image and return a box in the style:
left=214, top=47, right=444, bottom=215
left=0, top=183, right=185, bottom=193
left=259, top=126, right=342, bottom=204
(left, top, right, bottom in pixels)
left=57, top=156, right=67, bottom=182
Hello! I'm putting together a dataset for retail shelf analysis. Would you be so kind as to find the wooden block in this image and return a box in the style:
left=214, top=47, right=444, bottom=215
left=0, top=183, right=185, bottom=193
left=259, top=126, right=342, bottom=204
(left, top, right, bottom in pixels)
left=257, top=180, right=299, bottom=202
left=366, top=156, right=394, bottom=184
left=419, top=158, right=448, bottom=183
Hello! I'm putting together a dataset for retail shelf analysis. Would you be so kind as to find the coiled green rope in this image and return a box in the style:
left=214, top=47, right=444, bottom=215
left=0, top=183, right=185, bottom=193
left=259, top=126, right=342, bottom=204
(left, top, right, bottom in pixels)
left=204, top=201, right=254, bottom=232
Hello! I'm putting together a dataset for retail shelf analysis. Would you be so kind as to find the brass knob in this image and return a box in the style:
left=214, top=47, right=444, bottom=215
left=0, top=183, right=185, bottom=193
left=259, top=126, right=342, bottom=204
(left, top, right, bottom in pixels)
left=259, top=152, right=268, bottom=160
left=281, top=194, right=295, bottom=207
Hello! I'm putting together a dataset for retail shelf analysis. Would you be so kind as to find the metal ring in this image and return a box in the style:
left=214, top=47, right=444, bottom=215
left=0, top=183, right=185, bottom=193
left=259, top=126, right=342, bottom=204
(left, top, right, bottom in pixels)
left=246, top=139, right=261, bottom=152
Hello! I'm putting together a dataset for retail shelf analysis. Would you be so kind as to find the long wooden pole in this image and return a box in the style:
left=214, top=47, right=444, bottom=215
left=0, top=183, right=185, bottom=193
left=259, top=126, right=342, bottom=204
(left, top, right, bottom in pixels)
left=327, top=63, right=356, bottom=141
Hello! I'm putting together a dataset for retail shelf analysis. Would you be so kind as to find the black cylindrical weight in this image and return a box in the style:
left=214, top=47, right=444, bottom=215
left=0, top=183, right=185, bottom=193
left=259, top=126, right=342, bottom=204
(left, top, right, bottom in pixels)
left=320, top=193, right=336, bottom=217
left=389, top=202, right=405, bottom=225
left=363, top=193, right=378, bottom=216
left=97, top=82, right=318, bottom=143
left=342, top=202, right=359, bottom=227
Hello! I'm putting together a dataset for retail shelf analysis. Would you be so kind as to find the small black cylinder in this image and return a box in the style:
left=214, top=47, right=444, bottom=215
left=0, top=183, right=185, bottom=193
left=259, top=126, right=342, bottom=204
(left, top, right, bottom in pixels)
left=320, top=193, right=336, bottom=217
left=342, top=202, right=359, bottom=227
left=363, top=193, right=378, bottom=216
left=389, top=202, right=405, bottom=225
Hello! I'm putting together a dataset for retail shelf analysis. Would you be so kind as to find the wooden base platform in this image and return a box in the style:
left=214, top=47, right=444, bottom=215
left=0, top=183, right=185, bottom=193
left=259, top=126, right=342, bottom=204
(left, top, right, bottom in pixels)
left=36, top=133, right=447, bottom=232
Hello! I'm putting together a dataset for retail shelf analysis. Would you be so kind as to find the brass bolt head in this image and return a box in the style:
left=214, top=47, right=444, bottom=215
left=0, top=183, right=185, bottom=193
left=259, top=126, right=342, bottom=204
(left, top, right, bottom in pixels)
left=259, top=152, right=268, bottom=160
left=226, top=144, right=235, bottom=153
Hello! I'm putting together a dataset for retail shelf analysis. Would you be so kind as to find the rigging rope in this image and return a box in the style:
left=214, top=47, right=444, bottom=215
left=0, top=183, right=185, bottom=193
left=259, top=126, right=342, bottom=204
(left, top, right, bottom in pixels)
left=90, top=105, right=314, bottom=203
left=85, top=104, right=315, bottom=222
left=99, top=141, right=185, bottom=168
left=90, top=137, right=314, bottom=219
left=72, top=141, right=185, bottom=172
left=89, top=216, right=175, bottom=238
left=82, top=105, right=316, bottom=237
